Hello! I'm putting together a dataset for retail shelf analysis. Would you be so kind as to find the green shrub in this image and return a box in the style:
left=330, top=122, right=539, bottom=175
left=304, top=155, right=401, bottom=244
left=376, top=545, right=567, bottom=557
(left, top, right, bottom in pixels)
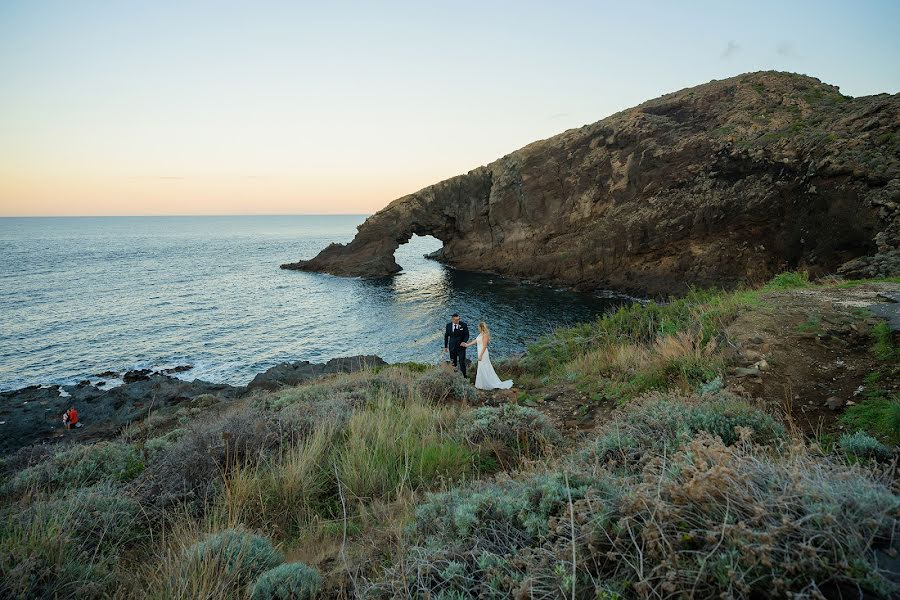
left=457, top=404, right=561, bottom=458
left=184, top=529, right=283, bottom=587
left=5, top=441, right=144, bottom=495
left=763, top=270, right=810, bottom=290
left=416, top=367, right=477, bottom=402
left=0, top=483, right=146, bottom=599
left=840, top=431, right=893, bottom=460
left=251, top=562, right=322, bottom=600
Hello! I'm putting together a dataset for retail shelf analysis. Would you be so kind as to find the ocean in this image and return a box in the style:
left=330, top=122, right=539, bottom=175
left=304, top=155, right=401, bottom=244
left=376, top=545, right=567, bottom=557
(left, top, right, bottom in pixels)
left=0, top=215, right=627, bottom=391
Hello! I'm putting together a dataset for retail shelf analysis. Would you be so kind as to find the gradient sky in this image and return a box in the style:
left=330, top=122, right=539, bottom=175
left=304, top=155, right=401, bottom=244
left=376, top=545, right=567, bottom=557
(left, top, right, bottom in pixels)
left=1, top=1, right=898, bottom=216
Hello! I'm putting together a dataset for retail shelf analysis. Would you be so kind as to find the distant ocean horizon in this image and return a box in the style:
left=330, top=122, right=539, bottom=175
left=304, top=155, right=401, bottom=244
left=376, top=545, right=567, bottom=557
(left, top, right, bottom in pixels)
left=0, top=215, right=627, bottom=392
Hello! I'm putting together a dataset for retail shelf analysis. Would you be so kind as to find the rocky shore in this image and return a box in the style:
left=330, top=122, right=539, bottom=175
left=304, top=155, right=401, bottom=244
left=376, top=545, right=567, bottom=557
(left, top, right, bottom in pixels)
left=0, top=355, right=386, bottom=455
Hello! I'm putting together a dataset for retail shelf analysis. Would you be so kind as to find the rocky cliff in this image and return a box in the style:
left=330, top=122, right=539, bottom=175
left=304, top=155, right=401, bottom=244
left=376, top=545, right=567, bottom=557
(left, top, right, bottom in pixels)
left=282, top=71, right=900, bottom=295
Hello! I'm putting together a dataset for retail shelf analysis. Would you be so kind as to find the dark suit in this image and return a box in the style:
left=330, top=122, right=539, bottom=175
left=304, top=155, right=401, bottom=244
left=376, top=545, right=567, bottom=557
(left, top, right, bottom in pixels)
left=444, top=321, right=470, bottom=377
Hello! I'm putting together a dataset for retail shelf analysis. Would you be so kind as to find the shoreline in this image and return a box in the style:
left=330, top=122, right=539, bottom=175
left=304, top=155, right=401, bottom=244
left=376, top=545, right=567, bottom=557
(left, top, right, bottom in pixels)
left=0, top=355, right=387, bottom=456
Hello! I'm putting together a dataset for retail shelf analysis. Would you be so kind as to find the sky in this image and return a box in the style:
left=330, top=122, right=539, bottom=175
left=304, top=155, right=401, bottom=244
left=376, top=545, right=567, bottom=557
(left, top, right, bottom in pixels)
left=1, top=1, right=898, bottom=217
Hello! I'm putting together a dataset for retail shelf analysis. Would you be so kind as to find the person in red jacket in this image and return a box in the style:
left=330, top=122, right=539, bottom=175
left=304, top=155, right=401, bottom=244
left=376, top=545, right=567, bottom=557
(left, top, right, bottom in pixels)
left=63, top=406, right=78, bottom=430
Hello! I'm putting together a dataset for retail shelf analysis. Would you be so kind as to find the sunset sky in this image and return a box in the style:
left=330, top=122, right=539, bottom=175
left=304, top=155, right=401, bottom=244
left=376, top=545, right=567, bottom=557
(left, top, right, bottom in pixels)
left=1, top=1, right=898, bottom=217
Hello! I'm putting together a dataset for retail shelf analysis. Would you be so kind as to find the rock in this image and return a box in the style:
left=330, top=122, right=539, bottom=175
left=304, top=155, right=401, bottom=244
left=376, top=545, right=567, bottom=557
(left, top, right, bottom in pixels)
left=742, top=349, right=763, bottom=362
left=753, top=359, right=770, bottom=371
left=246, top=355, right=387, bottom=392
left=161, top=365, right=194, bottom=374
left=94, top=370, right=119, bottom=378
left=749, top=336, right=765, bottom=345
left=123, top=369, right=152, bottom=383
left=825, top=396, right=846, bottom=410
left=731, top=367, right=761, bottom=378
left=283, top=72, right=900, bottom=295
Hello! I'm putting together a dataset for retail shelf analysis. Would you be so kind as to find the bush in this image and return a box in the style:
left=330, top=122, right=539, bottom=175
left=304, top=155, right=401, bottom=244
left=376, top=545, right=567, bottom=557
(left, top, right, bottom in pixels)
left=763, top=270, right=810, bottom=290
left=416, top=367, right=477, bottom=403
left=456, top=404, right=561, bottom=459
left=132, top=404, right=281, bottom=510
left=251, top=562, right=322, bottom=600
left=576, top=393, right=785, bottom=472
left=368, top=473, right=619, bottom=598
left=184, top=529, right=283, bottom=588
left=840, top=431, right=893, bottom=460
left=588, top=437, right=900, bottom=598
left=5, top=441, right=144, bottom=496
left=0, top=483, right=146, bottom=599
left=371, top=438, right=900, bottom=599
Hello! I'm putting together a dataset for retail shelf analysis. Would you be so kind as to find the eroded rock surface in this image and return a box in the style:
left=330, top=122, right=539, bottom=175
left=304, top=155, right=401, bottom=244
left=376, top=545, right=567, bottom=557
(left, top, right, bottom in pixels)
left=283, top=71, right=900, bottom=295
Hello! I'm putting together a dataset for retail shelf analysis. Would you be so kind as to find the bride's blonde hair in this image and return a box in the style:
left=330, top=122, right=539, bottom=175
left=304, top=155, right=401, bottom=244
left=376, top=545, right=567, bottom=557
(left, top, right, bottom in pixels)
left=478, top=321, right=490, bottom=336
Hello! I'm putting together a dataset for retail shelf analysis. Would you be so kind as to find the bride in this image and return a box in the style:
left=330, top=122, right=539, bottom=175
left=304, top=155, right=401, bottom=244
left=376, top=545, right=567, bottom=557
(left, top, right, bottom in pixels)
left=462, top=321, right=513, bottom=390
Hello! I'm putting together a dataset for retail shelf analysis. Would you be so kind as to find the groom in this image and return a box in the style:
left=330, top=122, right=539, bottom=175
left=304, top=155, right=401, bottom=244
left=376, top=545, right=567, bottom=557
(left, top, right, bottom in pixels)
left=443, top=313, right=470, bottom=377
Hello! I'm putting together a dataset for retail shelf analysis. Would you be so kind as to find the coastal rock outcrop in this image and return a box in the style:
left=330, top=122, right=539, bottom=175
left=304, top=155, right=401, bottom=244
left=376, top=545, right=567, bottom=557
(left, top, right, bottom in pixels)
left=282, top=71, right=900, bottom=295
left=0, top=355, right=385, bottom=456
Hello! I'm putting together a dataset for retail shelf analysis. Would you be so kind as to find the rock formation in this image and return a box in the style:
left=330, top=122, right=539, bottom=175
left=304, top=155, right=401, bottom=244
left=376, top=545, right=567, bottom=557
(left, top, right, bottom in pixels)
left=282, top=71, right=900, bottom=296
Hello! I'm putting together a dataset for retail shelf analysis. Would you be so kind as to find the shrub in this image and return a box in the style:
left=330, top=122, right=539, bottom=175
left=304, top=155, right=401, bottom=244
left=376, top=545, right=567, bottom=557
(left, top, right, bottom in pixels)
left=368, top=472, right=620, bottom=598
left=5, top=441, right=144, bottom=496
left=456, top=404, right=561, bottom=459
left=0, top=483, right=146, bottom=599
left=763, top=270, right=810, bottom=290
left=588, top=438, right=900, bottom=598
left=372, top=438, right=900, bottom=599
left=576, top=393, right=785, bottom=472
left=251, top=562, right=322, bottom=600
left=416, top=367, right=477, bottom=402
left=184, top=529, right=283, bottom=588
left=132, top=404, right=281, bottom=510
left=840, top=431, right=893, bottom=460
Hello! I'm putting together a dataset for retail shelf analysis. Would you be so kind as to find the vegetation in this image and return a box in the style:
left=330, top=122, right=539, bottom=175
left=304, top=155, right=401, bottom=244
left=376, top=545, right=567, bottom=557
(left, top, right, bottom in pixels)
left=457, top=404, right=561, bottom=461
left=251, top=562, right=322, bottom=600
left=840, top=430, right=893, bottom=461
left=1, top=272, right=898, bottom=599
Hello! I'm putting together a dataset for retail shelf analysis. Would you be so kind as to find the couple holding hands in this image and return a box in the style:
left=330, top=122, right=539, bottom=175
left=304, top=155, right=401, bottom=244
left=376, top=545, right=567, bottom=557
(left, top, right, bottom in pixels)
left=443, top=313, right=513, bottom=391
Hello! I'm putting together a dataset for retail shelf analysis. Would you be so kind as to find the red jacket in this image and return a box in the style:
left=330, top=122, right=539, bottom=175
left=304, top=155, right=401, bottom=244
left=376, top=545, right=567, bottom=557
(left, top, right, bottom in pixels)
left=66, top=408, right=78, bottom=424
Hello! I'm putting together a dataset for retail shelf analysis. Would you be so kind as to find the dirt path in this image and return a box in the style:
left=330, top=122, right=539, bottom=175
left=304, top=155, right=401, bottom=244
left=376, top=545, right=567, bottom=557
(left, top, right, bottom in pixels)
left=724, top=282, right=899, bottom=436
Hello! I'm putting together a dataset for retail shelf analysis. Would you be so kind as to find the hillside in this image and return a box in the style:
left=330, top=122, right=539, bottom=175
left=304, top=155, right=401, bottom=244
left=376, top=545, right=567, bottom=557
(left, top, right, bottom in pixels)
left=2, top=273, right=899, bottom=599
left=284, top=71, right=900, bottom=295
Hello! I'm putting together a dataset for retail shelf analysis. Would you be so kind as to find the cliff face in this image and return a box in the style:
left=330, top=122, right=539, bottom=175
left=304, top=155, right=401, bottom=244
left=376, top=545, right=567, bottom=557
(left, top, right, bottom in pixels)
left=282, top=71, right=900, bottom=296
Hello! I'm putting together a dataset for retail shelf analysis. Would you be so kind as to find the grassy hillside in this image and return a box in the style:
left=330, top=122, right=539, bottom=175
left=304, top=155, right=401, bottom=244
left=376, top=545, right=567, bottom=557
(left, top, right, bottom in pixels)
left=2, top=274, right=898, bottom=599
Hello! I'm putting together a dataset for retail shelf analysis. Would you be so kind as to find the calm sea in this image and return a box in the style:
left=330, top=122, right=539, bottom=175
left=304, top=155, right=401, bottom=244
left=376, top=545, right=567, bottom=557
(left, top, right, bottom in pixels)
left=0, top=215, right=627, bottom=391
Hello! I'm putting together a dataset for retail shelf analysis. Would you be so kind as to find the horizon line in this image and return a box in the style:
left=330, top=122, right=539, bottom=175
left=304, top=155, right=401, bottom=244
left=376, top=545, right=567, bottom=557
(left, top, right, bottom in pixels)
left=0, top=213, right=373, bottom=218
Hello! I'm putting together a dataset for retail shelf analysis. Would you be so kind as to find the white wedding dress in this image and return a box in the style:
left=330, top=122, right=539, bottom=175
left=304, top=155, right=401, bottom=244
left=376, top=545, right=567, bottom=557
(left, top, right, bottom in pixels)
left=474, top=334, right=513, bottom=390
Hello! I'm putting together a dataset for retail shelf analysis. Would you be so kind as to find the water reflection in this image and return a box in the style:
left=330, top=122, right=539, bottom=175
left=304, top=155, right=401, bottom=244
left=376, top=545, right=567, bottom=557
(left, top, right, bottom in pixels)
left=354, top=235, right=629, bottom=360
